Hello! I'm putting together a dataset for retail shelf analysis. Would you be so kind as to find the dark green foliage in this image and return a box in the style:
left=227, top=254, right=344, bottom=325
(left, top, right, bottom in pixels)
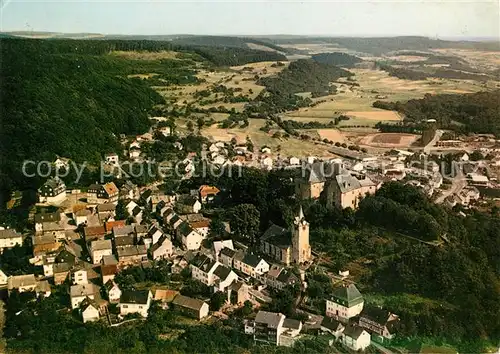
left=192, top=46, right=286, bottom=66
left=373, top=90, right=500, bottom=136
left=257, top=59, right=352, bottom=96
left=0, top=243, right=38, bottom=275
left=311, top=52, right=363, bottom=67
left=210, top=291, right=227, bottom=311
left=180, top=279, right=211, bottom=298
left=226, top=204, right=261, bottom=245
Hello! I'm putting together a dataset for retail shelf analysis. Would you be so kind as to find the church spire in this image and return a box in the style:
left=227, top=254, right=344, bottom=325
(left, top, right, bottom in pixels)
left=298, top=205, right=304, bottom=220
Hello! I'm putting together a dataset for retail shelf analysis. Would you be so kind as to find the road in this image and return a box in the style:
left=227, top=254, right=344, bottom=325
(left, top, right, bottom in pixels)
left=423, top=129, right=444, bottom=154
left=371, top=341, right=397, bottom=354
left=435, top=170, right=467, bottom=204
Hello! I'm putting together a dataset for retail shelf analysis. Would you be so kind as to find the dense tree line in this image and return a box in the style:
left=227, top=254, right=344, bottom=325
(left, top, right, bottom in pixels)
left=373, top=90, right=500, bottom=136
left=311, top=52, right=363, bottom=68
left=257, top=59, right=352, bottom=97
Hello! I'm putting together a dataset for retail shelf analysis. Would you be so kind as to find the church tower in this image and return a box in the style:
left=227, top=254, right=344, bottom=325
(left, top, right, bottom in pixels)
left=292, top=206, right=312, bottom=264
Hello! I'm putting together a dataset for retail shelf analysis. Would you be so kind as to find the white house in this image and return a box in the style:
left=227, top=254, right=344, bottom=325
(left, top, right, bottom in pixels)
left=234, top=253, right=269, bottom=278
left=81, top=298, right=101, bottom=323
left=70, top=283, right=99, bottom=309
left=177, top=222, right=203, bottom=250
left=212, top=264, right=238, bottom=293
left=151, top=236, right=173, bottom=260
left=105, top=153, right=119, bottom=166
left=213, top=240, right=234, bottom=259
left=54, top=157, right=70, bottom=170
left=72, top=268, right=88, bottom=285
left=90, top=240, right=113, bottom=264
left=74, top=209, right=91, bottom=226
left=0, top=229, right=23, bottom=252
left=129, top=148, right=141, bottom=160
left=326, top=284, right=364, bottom=320
left=190, top=219, right=210, bottom=238
left=190, top=254, right=219, bottom=286
left=171, top=295, right=209, bottom=320
left=341, top=325, right=371, bottom=351
left=119, top=290, right=152, bottom=318
left=261, top=146, right=271, bottom=154
left=261, top=156, right=273, bottom=170
left=38, top=177, right=67, bottom=205
left=289, top=157, right=300, bottom=166
left=105, top=280, right=122, bottom=303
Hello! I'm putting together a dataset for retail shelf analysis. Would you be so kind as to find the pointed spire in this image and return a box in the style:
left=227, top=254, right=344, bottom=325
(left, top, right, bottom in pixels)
left=299, top=205, right=304, bottom=220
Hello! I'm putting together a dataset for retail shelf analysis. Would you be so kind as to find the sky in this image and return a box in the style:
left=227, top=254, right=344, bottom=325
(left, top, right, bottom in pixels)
left=1, top=0, right=499, bottom=39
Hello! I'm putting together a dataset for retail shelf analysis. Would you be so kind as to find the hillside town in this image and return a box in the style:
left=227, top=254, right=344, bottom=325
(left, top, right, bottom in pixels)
left=2, top=119, right=500, bottom=353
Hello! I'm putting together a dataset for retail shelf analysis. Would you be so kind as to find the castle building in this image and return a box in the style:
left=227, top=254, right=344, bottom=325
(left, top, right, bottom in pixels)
left=260, top=207, right=312, bottom=266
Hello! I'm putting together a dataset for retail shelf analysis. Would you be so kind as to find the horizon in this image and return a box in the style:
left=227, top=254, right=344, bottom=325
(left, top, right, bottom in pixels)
left=1, top=1, right=498, bottom=39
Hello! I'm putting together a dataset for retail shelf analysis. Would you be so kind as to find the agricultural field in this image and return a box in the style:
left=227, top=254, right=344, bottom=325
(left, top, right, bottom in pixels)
left=359, top=133, right=420, bottom=148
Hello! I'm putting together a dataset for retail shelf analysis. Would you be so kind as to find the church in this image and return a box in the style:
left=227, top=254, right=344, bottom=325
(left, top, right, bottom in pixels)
left=260, top=207, right=312, bottom=266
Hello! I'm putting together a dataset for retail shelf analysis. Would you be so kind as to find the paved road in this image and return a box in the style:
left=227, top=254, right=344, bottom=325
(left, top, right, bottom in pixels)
left=423, top=129, right=444, bottom=154
left=435, top=170, right=467, bottom=204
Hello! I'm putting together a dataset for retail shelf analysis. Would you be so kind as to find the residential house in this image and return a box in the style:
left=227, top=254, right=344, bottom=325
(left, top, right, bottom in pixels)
left=326, top=174, right=378, bottom=209
left=253, top=311, right=286, bottom=346
left=0, top=229, right=23, bottom=252
left=198, top=185, right=220, bottom=203
left=32, top=236, right=61, bottom=257
left=295, top=162, right=340, bottom=200
left=53, top=263, right=71, bottom=285
left=280, top=319, right=303, bottom=347
left=261, top=146, right=271, bottom=154
left=213, top=240, right=234, bottom=260
left=190, top=219, right=210, bottom=238
left=101, top=263, right=118, bottom=284
left=81, top=297, right=101, bottom=323
left=154, top=289, right=179, bottom=309
left=219, top=247, right=237, bottom=267
left=104, top=220, right=126, bottom=233
left=105, top=153, right=119, bottom=166
left=70, top=283, right=100, bottom=309
left=39, top=221, right=66, bottom=241
left=129, top=147, right=141, bottom=160
left=289, top=157, right=300, bottom=166
left=326, top=284, right=364, bottom=320
left=36, top=280, right=52, bottom=298
left=90, top=240, right=113, bottom=264
left=72, top=267, right=88, bottom=285
left=234, top=253, right=269, bottom=278
left=151, top=236, right=173, bottom=260
left=341, top=325, right=371, bottom=351
left=119, top=290, right=152, bottom=317
left=227, top=281, right=249, bottom=305
left=117, top=245, right=147, bottom=265
left=7, top=274, right=37, bottom=294
left=261, top=156, right=273, bottom=170
left=119, top=180, right=139, bottom=200
left=171, top=294, right=209, bottom=320
left=177, top=195, right=202, bottom=214
left=213, top=264, right=238, bottom=292
left=87, top=182, right=119, bottom=204
left=105, top=280, right=122, bottom=303
left=264, top=265, right=299, bottom=290
left=38, top=177, right=66, bottom=204
left=147, top=226, right=164, bottom=247
left=177, top=222, right=203, bottom=250
left=113, top=225, right=135, bottom=238
left=190, top=254, right=220, bottom=286
left=54, top=157, right=70, bottom=170
left=320, top=317, right=345, bottom=339
left=358, top=307, right=399, bottom=342
left=74, top=209, right=91, bottom=226
left=84, top=226, right=106, bottom=242
left=34, top=212, right=61, bottom=234
left=97, top=203, right=116, bottom=222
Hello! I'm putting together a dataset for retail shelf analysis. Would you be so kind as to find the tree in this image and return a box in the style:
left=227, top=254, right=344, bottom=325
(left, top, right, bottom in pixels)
left=187, top=120, right=194, bottom=132
left=246, top=136, right=254, bottom=152
left=226, top=204, right=260, bottom=245
left=196, top=117, right=205, bottom=130
left=209, top=217, right=226, bottom=239
left=115, top=199, right=130, bottom=220
left=230, top=137, right=237, bottom=146
left=210, top=291, right=226, bottom=311
left=470, top=150, right=484, bottom=161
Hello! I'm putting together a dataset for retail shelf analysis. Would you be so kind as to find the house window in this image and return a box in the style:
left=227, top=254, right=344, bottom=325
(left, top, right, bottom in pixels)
left=122, top=305, right=128, bottom=308
left=138, top=306, right=143, bottom=309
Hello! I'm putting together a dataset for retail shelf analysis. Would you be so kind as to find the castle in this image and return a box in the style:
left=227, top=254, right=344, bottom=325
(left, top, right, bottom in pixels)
left=260, top=207, right=312, bottom=266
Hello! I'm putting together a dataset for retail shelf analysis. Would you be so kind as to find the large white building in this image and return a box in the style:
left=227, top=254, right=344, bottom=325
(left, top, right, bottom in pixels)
left=0, top=229, right=23, bottom=252
left=119, top=290, right=152, bottom=318
left=326, top=284, right=364, bottom=320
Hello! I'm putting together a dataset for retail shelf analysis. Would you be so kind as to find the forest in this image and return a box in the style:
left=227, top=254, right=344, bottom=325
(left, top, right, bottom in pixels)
left=373, top=90, right=500, bottom=136
left=257, top=59, right=353, bottom=97
left=311, top=52, right=363, bottom=68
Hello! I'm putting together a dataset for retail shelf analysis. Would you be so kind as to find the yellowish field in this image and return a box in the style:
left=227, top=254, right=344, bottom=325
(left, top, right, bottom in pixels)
left=110, top=50, right=180, bottom=60
left=317, top=129, right=346, bottom=143
left=347, top=111, right=401, bottom=121
left=359, top=133, right=419, bottom=148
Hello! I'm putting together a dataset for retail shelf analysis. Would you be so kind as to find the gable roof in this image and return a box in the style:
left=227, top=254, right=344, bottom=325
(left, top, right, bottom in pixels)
left=101, top=264, right=118, bottom=277
left=154, top=289, right=179, bottom=302
left=343, top=325, right=367, bottom=340
left=113, top=225, right=135, bottom=237
left=120, top=289, right=150, bottom=305
left=191, top=254, right=217, bottom=273
left=213, top=264, right=232, bottom=280
left=84, top=226, right=106, bottom=238
left=0, top=229, right=22, bottom=240
left=104, top=220, right=126, bottom=232
left=97, top=203, right=116, bottom=213
left=177, top=222, right=195, bottom=237
left=42, top=177, right=65, bottom=189
left=276, top=269, right=298, bottom=284
left=70, top=283, right=99, bottom=297
left=242, top=253, right=265, bottom=268
left=283, top=318, right=302, bottom=330
left=8, top=274, right=36, bottom=289
left=220, top=247, right=237, bottom=258
left=321, top=316, right=344, bottom=332
left=172, top=294, right=206, bottom=311
left=34, top=212, right=61, bottom=224
left=91, top=239, right=112, bottom=251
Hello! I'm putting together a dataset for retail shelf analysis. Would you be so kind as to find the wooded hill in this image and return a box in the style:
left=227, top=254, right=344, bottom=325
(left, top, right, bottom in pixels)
left=311, top=52, right=363, bottom=68
left=373, top=90, right=500, bottom=136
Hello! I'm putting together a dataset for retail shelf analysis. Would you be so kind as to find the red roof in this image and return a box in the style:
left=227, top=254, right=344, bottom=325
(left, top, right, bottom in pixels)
left=198, top=185, right=220, bottom=198
left=104, top=220, right=126, bottom=232
left=101, top=264, right=118, bottom=276
left=84, top=226, right=106, bottom=237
